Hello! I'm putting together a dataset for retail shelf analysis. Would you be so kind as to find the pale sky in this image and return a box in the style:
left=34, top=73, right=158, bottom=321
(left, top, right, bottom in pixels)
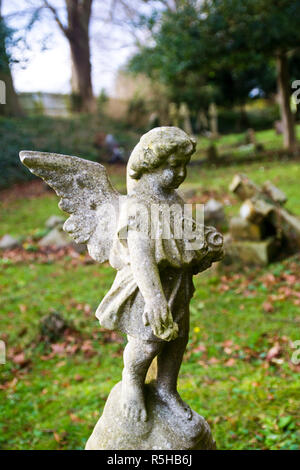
left=2, top=0, right=139, bottom=96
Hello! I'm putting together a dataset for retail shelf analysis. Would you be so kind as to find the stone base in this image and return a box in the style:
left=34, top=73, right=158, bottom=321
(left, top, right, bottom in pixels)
left=224, top=236, right=278, bottom=266
left=85, top=381, right=216, bottom=450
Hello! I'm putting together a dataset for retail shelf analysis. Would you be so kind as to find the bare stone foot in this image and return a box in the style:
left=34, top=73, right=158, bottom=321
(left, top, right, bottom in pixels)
left=121, top=376, right=147, bottom=422
left=156, top=387, right=193, bottom=420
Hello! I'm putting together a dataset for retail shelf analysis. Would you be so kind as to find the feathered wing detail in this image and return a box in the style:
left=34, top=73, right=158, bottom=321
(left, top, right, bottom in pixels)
left=19, top=151, right=121, bottom=263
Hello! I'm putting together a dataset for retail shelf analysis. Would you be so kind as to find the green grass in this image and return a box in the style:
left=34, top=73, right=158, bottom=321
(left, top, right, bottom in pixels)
left=194, top=124, right=300, bottom=160
left=0, top=158, right=300, bottom=450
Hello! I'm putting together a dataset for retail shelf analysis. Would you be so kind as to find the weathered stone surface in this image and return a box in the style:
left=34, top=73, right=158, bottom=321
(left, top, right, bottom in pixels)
left=240, top=199, right=273, bottom=224
left=230, top=216, right=264, bottom=241
left=271, top=207, right=300, bottom=250
left=86, top=381, right=215, bottom=450
left=225, top=236, right=278, bottom=266
left=262, top=181, right=287, bottom=205
left=38, top=226, right=72, bottom=248
left=45, top=215, right=65, bottom=229
left=229, top=173, right=300, bottom=263
left=0, top=234, right=20, bottom=250
left=20, top=127, right=223, bottom=451
left=229, top=174, right=260, bottom=201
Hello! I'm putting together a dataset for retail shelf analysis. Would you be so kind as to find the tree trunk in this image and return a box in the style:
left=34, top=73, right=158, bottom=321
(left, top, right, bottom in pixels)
left=66, top=0, right=96, bottom=113
left=0, top=68, right=23, bottom=117
left=0, top=9, right=23, bottom=116
left=276, top=52, right=296, bottom=152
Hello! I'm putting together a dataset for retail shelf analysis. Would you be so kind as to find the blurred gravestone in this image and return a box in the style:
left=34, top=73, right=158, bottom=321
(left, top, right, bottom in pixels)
left=225, top=174, right=300, bottom=265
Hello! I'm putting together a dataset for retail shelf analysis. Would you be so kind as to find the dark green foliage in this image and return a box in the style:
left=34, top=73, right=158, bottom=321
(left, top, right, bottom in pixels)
left=129, top=0, right=299, bottom=114
left=0, top=117, right=35, bottom=188
left=0, top=114, right=139, bottom=189
left=0, top=17, right=11, bottom=72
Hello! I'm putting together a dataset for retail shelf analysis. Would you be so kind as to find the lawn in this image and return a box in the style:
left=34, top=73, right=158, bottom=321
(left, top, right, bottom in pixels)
left=0, top=153, right=300, bottom=449
left=194, top=124, right=300, bottom=160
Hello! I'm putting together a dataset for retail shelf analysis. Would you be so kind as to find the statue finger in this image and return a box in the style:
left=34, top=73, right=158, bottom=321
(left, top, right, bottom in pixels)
left=142, top=310, right=150, bottom=326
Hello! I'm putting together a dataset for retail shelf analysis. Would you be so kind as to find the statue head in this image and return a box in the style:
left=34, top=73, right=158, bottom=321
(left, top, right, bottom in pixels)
left=126, top=127, right=196, bottom=192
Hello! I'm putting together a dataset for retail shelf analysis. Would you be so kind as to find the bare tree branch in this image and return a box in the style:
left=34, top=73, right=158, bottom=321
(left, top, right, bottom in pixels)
left=43, top=0, right=68, bottom=36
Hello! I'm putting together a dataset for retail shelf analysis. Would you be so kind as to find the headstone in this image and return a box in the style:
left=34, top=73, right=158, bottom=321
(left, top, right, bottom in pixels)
left=45, top=215, right=65, bottom=229
left=196, top=110, right=208, bottom=133
left=20, top=127, right=224, bottom=450
left=39, top=226, right=72, bottom=248
left=262, top=181, right=287, bottom=205
left=178, top=103, right=193, bottom=135
left=274, top=120, right=283, bottom=135
left=208, top=102, right=218, bottom=138
left=225, top=236, right=278, bottom=266
left=245, top=128, right=256, bottom=145
left=229, top=174, right=260, bottom=201
left=0, top=234, right=20, bottom=250
left=229, top=174, right=300, bottom=262
left=168, top=103, right=179, bottom=127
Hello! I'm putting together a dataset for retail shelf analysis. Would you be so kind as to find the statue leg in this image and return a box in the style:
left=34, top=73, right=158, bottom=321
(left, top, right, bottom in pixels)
left=122, top=334, right=161, bottom=422
left=156, top=333, right=192, bottom=419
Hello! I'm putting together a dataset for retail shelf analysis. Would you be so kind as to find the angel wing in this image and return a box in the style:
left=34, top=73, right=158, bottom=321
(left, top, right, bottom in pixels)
left=20, top=150, right=122, bottom=263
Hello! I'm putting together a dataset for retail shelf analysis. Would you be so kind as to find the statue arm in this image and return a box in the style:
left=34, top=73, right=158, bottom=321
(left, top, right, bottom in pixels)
left=127, top=230, right=164, bottom=303
left=127, top=230, right=178, bottom=341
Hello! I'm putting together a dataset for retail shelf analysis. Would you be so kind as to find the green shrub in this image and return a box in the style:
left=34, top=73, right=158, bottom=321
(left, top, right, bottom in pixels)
left=218, top=105, right=280, bottom=134
left=0, top=117, right=35, bottom=188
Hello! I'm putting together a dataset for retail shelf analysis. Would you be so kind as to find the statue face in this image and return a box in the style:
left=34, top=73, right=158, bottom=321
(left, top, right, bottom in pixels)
left=156, top=152, right=189, bottom=189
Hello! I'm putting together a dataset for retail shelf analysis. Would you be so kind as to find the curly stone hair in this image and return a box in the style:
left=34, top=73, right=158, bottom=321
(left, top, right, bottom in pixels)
left=126, top=127, right=196, bottom=192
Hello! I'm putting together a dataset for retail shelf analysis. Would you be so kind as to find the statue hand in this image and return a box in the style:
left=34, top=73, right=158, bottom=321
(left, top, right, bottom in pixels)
left=143, top=299, right=179, bottom=342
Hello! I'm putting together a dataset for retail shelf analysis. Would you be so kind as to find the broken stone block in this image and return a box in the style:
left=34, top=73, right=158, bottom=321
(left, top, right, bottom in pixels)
left=45, top=215, right=66, bottom=229
left=271, top=207, right=300, bottom=250
left=262, top=181, right=287, bottom=205
left=240, top=198, right=273, bottom=224
left=225, top=237, right=278, bottom=266
left=0, top=234, right=20, bottom=250
left=229, top=217, right=263, bottom=241
left=229, top=174, right=260, bottom=201
left=39, top=226, right=72, bottom=248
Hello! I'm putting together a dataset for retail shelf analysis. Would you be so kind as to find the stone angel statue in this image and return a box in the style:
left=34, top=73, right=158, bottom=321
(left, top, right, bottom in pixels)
left=20, top=127, right=223, bottom=450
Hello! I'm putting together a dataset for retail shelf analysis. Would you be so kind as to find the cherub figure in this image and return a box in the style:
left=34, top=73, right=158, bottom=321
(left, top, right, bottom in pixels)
left=20, top=127, right=223, bottom=425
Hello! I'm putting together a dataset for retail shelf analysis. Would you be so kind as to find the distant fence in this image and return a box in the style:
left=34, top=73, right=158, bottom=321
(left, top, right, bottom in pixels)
left=19, top=92, right=70, bottom=117
left=0, top=80, right=6, bottom=104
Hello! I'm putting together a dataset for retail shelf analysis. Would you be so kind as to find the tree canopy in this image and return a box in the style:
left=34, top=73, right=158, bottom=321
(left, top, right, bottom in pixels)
left=129, top=0, right=300, bottom=148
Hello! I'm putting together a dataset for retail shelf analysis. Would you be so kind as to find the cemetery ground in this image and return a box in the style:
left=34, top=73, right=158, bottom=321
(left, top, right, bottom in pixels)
left=1, top=153, right=300, bottom=450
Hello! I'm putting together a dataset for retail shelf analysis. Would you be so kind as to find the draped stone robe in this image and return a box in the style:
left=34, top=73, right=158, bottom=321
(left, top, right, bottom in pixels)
left=96, top=194, right=223, bottom=342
